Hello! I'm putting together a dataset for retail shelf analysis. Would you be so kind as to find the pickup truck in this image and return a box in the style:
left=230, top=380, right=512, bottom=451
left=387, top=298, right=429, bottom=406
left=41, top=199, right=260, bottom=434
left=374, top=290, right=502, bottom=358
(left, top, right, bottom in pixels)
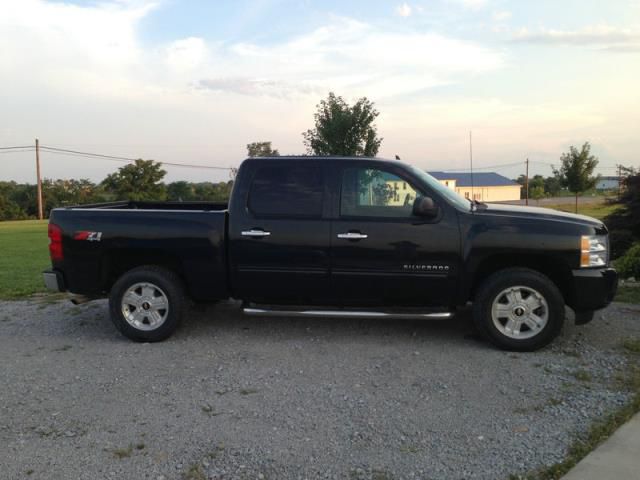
left=43, top=156, right=618, bottom=351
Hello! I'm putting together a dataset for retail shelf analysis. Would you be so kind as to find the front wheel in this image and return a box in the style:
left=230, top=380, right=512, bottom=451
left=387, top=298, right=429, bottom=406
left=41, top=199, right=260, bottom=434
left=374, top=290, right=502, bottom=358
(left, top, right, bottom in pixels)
left=109, top=266, right=185, bottom=342
left=473, top=268, right=565, bottom=351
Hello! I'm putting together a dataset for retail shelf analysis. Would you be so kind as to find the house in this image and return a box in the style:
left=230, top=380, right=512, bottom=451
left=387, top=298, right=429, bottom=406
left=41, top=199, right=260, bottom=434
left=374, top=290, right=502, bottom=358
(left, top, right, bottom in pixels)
left=428, top=171, right=521, bottom=202
left=595, top=176, right=620, bottom=191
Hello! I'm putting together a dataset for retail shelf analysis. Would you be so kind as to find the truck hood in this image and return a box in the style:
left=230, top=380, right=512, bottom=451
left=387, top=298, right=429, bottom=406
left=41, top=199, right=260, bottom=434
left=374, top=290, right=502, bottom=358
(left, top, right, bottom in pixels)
left=477, top=203, right=604, bottom=228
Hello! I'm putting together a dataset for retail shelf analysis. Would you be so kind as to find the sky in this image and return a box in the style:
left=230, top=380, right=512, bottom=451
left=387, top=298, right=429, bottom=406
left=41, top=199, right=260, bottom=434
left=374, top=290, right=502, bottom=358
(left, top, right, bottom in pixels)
left=1, top=0, right=639, bottom=183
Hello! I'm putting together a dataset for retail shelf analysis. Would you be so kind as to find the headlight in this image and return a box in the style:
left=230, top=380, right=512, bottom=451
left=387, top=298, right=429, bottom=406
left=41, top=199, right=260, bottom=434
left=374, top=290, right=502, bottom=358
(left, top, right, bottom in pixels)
left=580, top=235, right=608, bottom=267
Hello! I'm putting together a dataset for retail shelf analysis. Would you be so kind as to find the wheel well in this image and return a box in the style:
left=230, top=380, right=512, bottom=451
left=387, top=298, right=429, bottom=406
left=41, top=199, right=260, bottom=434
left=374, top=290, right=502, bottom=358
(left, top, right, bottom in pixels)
left=470, top=254, right=572, bottom=302
left=101, top=249, right=184, bottom=293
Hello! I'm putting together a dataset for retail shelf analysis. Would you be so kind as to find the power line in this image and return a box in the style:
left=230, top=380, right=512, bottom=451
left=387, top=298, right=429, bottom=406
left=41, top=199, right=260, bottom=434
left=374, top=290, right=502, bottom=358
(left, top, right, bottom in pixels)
left=39, top=145, right=234, bottom=171
left=0, top=148, right=35, bottom=154
left=40, top=146, right=138, bottom=161
left=0, top=146, right=34, bottom=151
left=443, top=161, right=524, bottom=172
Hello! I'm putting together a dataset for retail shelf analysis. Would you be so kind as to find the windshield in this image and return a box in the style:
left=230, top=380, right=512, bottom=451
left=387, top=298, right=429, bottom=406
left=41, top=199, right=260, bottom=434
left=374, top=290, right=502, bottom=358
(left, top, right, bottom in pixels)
left=406, top=165, right=471, bottom=211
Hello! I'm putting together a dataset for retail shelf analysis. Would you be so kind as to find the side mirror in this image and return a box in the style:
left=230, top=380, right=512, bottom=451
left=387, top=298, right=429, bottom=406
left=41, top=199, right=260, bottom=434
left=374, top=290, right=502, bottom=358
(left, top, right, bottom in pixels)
left=412, top=196, right=439, bottom=218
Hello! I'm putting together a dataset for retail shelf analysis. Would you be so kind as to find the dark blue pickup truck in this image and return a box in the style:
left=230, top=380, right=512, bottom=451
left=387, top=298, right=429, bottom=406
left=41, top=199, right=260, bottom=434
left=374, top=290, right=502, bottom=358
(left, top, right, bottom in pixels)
left=44, top=156, right=617, bottom=350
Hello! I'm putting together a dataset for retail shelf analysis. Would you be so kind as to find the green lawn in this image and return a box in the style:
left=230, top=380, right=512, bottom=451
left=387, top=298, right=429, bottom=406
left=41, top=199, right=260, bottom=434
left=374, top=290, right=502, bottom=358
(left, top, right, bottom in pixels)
left=0, top=220, right=50, bottom=299
left=542, top=201, right=620, bottom=221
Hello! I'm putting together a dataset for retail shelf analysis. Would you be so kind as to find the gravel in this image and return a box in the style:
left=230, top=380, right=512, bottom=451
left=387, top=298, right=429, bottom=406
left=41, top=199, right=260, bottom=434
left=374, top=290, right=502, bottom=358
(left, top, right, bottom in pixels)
left=1, top=297, right=639, bottom=480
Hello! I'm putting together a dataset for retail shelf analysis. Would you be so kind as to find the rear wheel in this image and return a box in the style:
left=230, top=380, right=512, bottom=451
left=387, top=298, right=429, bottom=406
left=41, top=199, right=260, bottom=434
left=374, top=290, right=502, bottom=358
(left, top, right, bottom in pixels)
left=473, top=268, right=565, bottom=351
left=109, top=266, right=185, bottom=342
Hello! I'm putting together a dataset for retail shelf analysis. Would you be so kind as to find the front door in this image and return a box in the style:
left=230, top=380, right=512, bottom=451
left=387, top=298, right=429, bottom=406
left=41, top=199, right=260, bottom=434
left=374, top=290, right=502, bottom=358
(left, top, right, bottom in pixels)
left=330, top=163, right=461, bottom=307
left=229, top=160, right=332, bottom=304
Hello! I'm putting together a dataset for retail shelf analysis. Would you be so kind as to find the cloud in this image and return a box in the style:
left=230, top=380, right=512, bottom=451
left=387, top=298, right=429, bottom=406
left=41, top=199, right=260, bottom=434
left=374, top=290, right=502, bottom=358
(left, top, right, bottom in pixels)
left=0, top=2, right=504, bottom=103
left=197, top=77, right=316, bottom=98
left=194, top=17, right=504, bottom=99
left=459, top=0, right=487, bottom=10
left=492, top=11, right=511, bottom=21
left=601, top=44, right=640, bottom=53
left=512, top=25, right=640, bottom=50
left=396, top=3, right=412, bottom=17
left=0, top=0, right=155, bottom=69
left=165, top=37, right=208, bottom=71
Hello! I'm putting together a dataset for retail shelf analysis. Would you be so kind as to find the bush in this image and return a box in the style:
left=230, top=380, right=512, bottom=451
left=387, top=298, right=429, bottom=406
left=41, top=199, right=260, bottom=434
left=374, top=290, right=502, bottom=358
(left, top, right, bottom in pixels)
left=615, top=243, right=640, bottom=280
left=610, top=229, right=635, bottom=260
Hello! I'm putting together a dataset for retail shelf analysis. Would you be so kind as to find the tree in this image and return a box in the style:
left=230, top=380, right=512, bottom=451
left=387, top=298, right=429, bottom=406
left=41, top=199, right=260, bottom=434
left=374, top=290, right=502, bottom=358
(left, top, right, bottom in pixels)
left=530, top=185, right=546, bottom=204
left=604, top=171, right=640, bottom=258
left=101, top=159, right=167, bottom=201
left=167, top=181, right=195, bottom=201
left=553, top=142, right=599, bottom=213
left=302, top=92, right=382, bottom=156
left=247, top=141, right=279, bottom=157
left=192, top=182, right=233, bottom=202
left=514, top=174, right=544, bottom=200
left=543, top=174, right=562, bottom=197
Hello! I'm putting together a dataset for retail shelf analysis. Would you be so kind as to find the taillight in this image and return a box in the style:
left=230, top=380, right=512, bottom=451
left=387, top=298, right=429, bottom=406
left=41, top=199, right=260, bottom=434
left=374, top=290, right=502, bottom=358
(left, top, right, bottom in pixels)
left=48, top=223, right=63, bottom=262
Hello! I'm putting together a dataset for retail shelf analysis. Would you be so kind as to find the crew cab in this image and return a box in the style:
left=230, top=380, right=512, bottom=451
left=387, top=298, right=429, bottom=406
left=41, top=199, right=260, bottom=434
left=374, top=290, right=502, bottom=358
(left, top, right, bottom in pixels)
left=43, top=156, right=618, bottom=351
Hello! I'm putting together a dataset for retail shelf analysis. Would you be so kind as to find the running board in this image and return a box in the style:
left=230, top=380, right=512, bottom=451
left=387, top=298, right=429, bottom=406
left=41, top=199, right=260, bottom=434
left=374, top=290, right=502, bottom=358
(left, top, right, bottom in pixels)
left=243, top=307, right=453, bottom=320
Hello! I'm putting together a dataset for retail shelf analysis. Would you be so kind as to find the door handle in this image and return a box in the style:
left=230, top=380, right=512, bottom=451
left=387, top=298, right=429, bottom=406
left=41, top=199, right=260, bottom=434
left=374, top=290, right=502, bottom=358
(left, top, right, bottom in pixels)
left=337, top=232, right=368, bottom=240
left=241, top=229, right=271, bottom=238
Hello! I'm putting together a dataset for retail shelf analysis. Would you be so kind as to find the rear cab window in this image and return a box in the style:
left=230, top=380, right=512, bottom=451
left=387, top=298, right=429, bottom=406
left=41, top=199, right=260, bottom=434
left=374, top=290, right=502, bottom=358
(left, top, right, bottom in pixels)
left=248, top=163, right=324, bottom=218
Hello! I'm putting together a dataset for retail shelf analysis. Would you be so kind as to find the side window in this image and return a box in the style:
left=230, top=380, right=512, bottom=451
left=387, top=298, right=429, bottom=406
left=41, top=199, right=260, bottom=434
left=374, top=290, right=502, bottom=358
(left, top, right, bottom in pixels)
left=248, top=164, right=323, bottom=217
left=340, top=167, right=422, bottom=218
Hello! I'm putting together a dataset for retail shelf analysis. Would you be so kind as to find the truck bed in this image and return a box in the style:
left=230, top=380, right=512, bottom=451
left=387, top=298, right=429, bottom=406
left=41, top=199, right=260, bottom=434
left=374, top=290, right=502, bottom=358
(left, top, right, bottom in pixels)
left=49, top=204, right=229, bottom=302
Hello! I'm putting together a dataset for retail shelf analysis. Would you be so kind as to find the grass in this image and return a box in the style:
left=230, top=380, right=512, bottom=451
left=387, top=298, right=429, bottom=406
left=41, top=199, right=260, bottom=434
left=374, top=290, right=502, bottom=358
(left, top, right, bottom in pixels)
left=183, top=464, right=207, bottom=480
left=112, top=445, right=133, bottom=459
left=239, top=388, right=259, bottom=395
left=623, top=338, right=640, bottom=355
left=542, top=200, right=620, bottom=221
left=0, top=220, right=49, bottom=299
left=572, top=370, right=592, bottom=382
left=615, top=285, right=640, bottom=304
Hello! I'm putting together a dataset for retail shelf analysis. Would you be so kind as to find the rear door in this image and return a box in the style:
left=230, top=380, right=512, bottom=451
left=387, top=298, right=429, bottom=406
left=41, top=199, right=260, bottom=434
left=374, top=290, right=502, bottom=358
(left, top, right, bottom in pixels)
left=330, top=161, right=461, bottom=307
left=228, top=159, right=332, bottom=304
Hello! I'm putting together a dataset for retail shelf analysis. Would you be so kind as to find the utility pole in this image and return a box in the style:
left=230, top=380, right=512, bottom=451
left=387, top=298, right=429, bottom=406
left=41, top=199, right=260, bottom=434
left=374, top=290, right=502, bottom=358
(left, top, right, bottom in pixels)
left=36, top=138, right=43, bottom=220
left=525, top=158, right=529, bottom=206
left=618, top=164, right=622, bottom=201
left=469, top=131, right=474, bottom=202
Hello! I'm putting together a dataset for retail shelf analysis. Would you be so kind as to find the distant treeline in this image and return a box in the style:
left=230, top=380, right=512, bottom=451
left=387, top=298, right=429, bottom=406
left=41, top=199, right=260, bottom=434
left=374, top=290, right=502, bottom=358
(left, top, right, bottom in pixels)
left=0, top=178, right=233, bottom=221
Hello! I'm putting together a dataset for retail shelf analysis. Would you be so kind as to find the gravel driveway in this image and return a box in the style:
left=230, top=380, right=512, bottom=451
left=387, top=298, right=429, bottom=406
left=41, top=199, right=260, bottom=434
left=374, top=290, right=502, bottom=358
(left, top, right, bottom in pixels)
left=1, top=297, right=639, bottom=480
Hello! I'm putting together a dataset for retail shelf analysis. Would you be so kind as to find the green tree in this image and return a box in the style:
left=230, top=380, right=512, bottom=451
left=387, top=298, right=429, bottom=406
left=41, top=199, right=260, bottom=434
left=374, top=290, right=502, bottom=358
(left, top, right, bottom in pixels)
left=101, top=159, right=167, bottom=201
left=192, top=182, right=234, bottom=202
left=167, top=181, right=195, bottom=201
left=0, top=192, right=27, bottom=220
left=554, top=142, right=599, bottom=213
left=247, top=141, right=279, bottom=157
left=530, top=185, right=546, bottom=204
left=514, top=174, right=544, bottom=200
left=543, top=174, right=562, bottom=197
left=302, top=92, right=382, bottom=156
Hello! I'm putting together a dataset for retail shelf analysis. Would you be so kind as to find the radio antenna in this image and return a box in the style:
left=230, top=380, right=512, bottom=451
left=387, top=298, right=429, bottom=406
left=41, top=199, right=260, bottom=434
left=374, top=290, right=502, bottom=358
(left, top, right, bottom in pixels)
left=469, top=131, right=474, bottom=202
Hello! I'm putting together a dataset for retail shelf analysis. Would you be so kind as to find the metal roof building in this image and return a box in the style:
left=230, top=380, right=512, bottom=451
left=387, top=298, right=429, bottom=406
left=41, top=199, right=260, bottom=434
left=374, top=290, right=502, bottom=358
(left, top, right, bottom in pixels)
left=427, top=171, right=521, bottom=202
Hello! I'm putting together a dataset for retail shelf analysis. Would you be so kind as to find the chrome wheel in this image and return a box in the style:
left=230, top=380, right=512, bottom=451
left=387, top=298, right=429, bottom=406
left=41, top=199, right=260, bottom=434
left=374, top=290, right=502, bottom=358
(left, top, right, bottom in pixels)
left=491, top=285, right=549, bottom=340
left=121, top=282, right=169, bottom=331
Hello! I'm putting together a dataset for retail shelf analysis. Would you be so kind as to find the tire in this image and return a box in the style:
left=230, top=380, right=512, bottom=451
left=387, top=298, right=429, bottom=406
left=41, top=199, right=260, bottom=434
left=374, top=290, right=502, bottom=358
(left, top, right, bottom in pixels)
left=109, top=266, right=185, bottom=342
left=473, top=268, right=565, bottom=351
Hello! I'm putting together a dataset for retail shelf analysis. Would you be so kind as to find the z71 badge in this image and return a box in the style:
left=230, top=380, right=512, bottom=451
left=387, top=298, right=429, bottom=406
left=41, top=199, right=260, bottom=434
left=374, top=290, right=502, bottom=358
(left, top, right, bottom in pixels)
left=73, top=231, right=102, bottom=242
